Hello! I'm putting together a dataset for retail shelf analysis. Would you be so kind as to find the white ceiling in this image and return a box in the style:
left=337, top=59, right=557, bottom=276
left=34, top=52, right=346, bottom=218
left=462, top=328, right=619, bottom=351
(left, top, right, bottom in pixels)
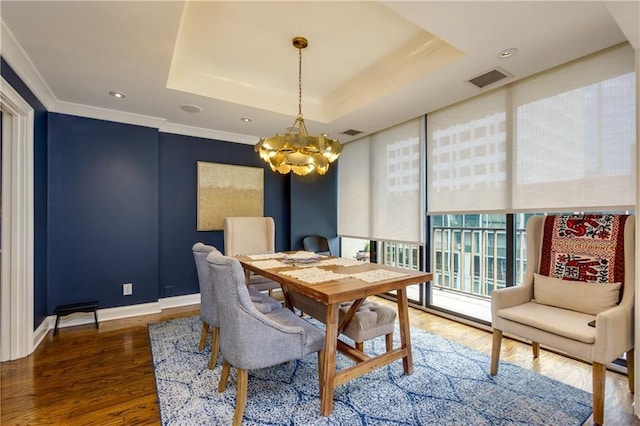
left=1, top=1, right=638, bottom=145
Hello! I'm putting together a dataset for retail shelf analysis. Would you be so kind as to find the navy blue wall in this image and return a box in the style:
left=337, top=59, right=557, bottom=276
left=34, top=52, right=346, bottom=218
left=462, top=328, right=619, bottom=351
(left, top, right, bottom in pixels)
left=1, top=58, right=49, bottom=328
left=158, top=132, right=290, bottom=297
left=2, top=56, right=339, bottom=322
left=48, top=114, right=159, bottom=310
left=290, top=168, right=339, bottom=255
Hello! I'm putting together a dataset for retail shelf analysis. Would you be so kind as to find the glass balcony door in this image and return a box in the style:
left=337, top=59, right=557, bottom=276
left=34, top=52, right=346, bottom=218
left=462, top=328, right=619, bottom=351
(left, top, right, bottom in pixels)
left=428, top=214, right=532, bottom=323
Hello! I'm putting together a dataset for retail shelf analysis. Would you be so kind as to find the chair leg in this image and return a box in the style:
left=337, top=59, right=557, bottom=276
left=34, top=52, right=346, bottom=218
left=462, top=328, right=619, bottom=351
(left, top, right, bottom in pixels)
left=355, top=341, right=364, bottom=352
left=208, top=326, right=220, bottom=369
left=385, top=333, right=393, bottom=352
left=218, top=359, right=231, bottom=393
left=232, top=369, right=248, bottom=426
left=532, top=342, right=540, bottom=358
left=198, top=322, right=210, bottom=351
left=317, top=350, right=324, bottom=397
left=627, top=349, right=635, bottom=394
left=490, top=329, right=503, bottom=375
left=592, top=361, right=606, bottom=426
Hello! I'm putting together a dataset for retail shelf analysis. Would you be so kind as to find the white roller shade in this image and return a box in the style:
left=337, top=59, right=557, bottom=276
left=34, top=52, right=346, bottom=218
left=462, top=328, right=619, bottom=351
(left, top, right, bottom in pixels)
left=427, top=43, right=636, bottom=214
left=337, top=136, right=371, bottom=240
left=427, top=89, right=508, bottom=214
left=512, top=45, right=636, bottom=212
left=339, top=117, right=425, bottom=244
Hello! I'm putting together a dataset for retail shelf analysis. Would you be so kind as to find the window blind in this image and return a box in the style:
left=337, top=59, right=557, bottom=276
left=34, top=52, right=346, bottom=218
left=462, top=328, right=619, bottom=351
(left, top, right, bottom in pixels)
left=427, top=43, right=636, bottom=214
left=512, top=46, right=635, bottom=211
left=427, top=89, right=508, bottom=213
left=338, top=117, right=425, bottom=244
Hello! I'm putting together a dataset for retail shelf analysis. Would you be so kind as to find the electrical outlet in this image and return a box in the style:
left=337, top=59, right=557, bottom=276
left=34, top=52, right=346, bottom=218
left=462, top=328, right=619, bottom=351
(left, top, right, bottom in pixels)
left=123, top=283, right=133, bottom=296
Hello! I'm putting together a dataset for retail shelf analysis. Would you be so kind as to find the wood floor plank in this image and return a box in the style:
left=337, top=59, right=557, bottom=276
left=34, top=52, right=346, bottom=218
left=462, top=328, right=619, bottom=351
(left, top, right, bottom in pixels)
left=1, top=300, right=637, bottom=425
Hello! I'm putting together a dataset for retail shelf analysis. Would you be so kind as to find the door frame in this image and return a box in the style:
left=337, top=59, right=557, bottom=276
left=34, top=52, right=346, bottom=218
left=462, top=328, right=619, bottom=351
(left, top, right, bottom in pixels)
left=0, top=76, right=34, bottom=361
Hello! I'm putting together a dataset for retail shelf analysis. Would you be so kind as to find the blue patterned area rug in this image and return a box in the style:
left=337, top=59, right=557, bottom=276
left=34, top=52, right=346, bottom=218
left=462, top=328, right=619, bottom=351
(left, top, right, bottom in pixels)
left=148, top=316, right=591, bottom=425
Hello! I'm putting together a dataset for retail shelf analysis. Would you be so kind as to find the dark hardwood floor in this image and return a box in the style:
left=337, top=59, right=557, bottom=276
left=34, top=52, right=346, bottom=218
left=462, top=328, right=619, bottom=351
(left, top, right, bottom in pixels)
left=1, top=300, right=637, bottom=425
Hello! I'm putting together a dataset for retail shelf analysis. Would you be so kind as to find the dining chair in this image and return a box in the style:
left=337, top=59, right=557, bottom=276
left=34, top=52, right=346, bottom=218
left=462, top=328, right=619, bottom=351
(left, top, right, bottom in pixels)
left=491, top=214, right=635, bottom=426
left=289, top=292, right=396, bottom=353
left=302, top=235, right=332, bottom=256
left=207, top=253, right=325, bottom=426
left=192, top=242, right=282, bottom=369
left=223, top=216, right=281, bottom=294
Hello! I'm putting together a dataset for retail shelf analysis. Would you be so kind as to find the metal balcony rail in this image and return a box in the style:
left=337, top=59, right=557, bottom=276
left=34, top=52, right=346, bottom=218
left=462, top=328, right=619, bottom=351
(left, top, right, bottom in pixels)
left=379, top=241, right=421, bottom=271
left=431, top=226, right=527, bottom=300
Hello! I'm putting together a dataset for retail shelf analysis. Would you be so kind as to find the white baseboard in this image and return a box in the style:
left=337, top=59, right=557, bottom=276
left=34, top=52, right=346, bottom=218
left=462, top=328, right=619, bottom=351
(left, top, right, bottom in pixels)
left=32, top=316, right=52, bottom=350
left=33, top=294, right=201, bottom=349
left=159, top=293, right=201, bottom=310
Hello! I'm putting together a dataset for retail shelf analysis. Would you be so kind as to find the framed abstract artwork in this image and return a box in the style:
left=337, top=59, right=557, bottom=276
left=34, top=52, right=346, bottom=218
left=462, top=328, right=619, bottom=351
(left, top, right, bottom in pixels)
left=196, top=162, right=264, bottom=231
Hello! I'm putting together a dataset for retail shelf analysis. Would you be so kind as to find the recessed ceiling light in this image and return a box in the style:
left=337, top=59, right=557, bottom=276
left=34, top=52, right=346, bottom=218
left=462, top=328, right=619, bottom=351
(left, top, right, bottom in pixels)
left=240, top=117, right=252, bottom=123
left=109, top=90, right=126, bottom=99
left=498, top=48, right=518, bottom=59
left=180, top=104, right=202, bottom=113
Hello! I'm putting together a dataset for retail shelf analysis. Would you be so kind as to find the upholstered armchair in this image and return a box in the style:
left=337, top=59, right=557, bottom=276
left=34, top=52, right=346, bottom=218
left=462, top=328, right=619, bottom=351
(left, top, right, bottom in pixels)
left=223, top=216, right=281, bottom=293
left=192, top=242, right=281, bottom=369
left=207, top=254, right=325, bottom=426
left=491, top=215, right=635, bottom=426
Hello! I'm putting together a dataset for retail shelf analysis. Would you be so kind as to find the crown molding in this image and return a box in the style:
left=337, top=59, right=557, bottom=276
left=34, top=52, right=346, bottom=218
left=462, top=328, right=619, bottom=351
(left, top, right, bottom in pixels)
left=0, top=19, right=57, bottom=110
left=52, top=100, right=167, bottom=129
left=159, top=122, right=257, bottom=145
left=54, top=101, right=257, bottom=145
left=53, top=101, right=257, bottom=145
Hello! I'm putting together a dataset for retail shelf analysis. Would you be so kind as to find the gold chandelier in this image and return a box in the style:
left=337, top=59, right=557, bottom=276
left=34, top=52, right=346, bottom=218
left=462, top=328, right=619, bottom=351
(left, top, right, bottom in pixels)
left=255, top=36, right=342, bottom=176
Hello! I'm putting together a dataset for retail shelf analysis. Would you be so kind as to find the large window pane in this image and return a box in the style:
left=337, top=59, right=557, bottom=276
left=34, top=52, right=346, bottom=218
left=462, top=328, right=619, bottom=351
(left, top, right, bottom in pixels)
left=340, top=237, right=370, bottom=262
left=429, top=214, right=506, bottom=322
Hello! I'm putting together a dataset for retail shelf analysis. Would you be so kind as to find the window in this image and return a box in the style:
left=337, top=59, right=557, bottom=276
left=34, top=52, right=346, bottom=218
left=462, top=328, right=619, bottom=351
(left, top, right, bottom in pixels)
left=425, top=44, right=635, bottom=322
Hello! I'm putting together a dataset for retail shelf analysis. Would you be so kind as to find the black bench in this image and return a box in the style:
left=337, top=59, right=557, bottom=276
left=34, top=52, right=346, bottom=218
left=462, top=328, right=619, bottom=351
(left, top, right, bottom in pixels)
left=53, top=301, right=99, bottom=336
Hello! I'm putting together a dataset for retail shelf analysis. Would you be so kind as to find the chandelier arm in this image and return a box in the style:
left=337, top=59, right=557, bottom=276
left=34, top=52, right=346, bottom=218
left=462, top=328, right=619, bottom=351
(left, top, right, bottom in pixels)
left=297, top=117, right=309, bottom=137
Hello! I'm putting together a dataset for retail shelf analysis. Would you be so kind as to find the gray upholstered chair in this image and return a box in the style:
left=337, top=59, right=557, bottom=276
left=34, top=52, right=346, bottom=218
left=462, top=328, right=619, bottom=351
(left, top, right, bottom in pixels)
left=491, top=214, right=635, bottom=426
left=192, top=242, right=282, bottom=369
left=207, top=253, right=325, bottom=426
left=223, top=216, right=281, bottom=293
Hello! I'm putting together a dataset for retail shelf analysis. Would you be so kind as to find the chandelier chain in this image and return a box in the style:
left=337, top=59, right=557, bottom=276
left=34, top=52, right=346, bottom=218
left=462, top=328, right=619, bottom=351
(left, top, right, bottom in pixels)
left=297, top=44, right=303, bottom=118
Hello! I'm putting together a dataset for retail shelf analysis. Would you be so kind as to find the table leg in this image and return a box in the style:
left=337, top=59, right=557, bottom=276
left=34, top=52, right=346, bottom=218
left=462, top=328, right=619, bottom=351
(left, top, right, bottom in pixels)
left=320, top=302, right=339, bottom=416
left=397, top=287, right=413, bottom=375
left=280, top=286, right=294, bottom=311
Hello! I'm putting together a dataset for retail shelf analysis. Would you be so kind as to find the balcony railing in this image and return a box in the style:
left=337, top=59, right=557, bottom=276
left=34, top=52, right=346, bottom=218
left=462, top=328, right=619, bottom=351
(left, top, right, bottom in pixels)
left=431, top=226, right=527, bottom=300
left=358, top=226, right=526, bottom=316
left=379, top=241, right=420, bottom=271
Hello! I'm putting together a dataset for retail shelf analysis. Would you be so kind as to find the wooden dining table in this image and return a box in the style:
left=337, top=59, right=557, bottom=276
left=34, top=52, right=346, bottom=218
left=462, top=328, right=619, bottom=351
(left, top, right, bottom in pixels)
left=236, top=253, right=433, bottom=416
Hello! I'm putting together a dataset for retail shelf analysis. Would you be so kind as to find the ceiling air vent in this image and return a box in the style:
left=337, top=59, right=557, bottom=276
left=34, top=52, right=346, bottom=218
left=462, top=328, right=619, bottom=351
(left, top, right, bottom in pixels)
left=468, top=68, right=511, bottom=89
left=341, top=129, right=363, bottom=136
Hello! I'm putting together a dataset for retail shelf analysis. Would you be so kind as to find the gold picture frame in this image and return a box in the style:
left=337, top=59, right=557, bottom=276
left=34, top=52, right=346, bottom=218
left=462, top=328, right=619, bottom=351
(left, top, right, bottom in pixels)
left=196, top=162, right=264, bottom=231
